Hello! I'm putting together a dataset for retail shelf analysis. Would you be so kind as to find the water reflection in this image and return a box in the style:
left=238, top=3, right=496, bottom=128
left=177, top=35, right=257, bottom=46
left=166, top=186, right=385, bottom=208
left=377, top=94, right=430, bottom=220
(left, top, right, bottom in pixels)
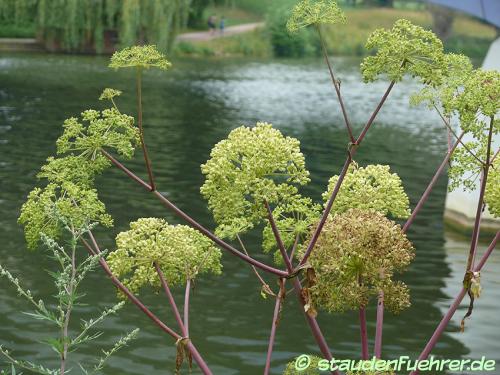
left=0, top=53, right=496, bottom=374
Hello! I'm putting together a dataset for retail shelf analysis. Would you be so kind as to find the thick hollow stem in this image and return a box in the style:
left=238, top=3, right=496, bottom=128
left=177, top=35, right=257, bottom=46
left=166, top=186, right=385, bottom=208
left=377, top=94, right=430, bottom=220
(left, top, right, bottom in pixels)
left=136, top=68, right=156, bottom=191
left=264, top=201, right=294, bottom=273
left=184, top=279, right=191, bottom=336
left=465, top=118, right=494, bottom=272
left=316, top=24, right=355, bottom=144
left=101, top=150, right=288, bottom=278
left=374, top=291, right=384, bottom=358
left=82, top=235, right=180, bottom=339
left=402, top=132, right=464, bottom=233
left=299, top=80, right=396, bottom=267
left=264, top=279, right=285, bottom=375
left=60, top=242, right=77, bottom=375
left=83, top=234, right=213, bottom=375
left=410, top=232, right=498, bottom=375
left=359, top=307, right=369, bottom=360
left=154, top=262, right=187, bottom=336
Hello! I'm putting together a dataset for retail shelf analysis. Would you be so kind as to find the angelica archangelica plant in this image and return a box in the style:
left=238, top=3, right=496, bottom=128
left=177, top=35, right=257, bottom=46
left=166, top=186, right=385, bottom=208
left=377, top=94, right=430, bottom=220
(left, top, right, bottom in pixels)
left=201, top=122, right=311, bottom=240
left=322, top=162, right=410, bottom=219
left=0, top=224, right=138, bottom=375
left=107, top=218, right=222, bottom=295
left=286, top=0, right=346, bottom=33
left=300, top=209, right=414, bottom=313
left=361, top=19, right=446, bottom=84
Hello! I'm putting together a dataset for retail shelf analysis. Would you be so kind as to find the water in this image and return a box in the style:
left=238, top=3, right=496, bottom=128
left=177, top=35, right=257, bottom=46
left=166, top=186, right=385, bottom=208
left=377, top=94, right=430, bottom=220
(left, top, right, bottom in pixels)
left=0, top=52, right=498, bottom=374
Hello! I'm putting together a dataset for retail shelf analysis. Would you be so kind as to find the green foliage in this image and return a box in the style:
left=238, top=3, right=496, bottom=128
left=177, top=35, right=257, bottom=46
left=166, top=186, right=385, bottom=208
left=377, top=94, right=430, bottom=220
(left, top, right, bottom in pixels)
left=0, top=227, right=137, bottom=374
left=263, top=196, right=321, bottom=264
left=361, top=19, right=446, bottom=83
left=109, top=45, right=172, bottom=70
left=286, top=0, right=346, bottom=33
left=323, top=162, right=410, bottom=219
left=300, top=209, right=414, bottom=313
left=200, top=122, right=310, bottom=240
left=107, top=218, right=222, bottom=296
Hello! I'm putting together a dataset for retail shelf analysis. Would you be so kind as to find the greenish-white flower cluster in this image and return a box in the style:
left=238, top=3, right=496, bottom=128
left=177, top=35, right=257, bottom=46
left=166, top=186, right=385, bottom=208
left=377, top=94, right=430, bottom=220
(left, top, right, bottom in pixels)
left=19, top=101, right=140, bottom=249
left=107, top=218, right=222, bottom=296
left=361, top=19, right=445, bottom=83
left=300, top=209, right=414, bottom=314
left=286, top=0, right=346, bottom=33
left=201, top=122, right=310, bottom=240
left=323, top=162, right=410, bottom=219
left=109, top=45, right=172, bottom=70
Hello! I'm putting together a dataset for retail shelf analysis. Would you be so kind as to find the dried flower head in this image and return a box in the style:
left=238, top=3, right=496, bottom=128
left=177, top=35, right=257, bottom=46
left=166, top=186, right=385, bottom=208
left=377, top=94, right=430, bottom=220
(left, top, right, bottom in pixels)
left=361, top=19, right=445, bottom=84
left=263, top=196, right=321, bottom=264
left=323, top=162, right=410, bottom=219
left=99, top=88, right=122, bottom=101
left=300, top=209, right=414, bottom=313
left=107, top=218, right=222, bottom=296
left=286, top=0, right=346, bottom=33
left=18, top=183, right=112, bottom=249
left=56, top=108, right=139, bottom=161
left=201, top=123, right=310, bottom=239
left=109, top=45, right=172, bottom=70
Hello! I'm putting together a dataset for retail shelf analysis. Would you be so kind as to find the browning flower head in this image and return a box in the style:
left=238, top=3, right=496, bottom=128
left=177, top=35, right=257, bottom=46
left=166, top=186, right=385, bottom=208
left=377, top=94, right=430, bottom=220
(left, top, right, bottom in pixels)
left=107, top=218, right=222, bottom=297
left=300, top=209, right=414, bottom=313
left=287, top=0, right=346, bottom=33
left=109, top=45, right=172, bottom=70
left=56, top=108, right=139, bottom=161
left=200, top=123, right=310, bottom=240
left=361, top=19, right=445, bottom=84
left=262, top=196, right=321, bottom=264
left=99, top=88, right=122, bottom=101
left=18, top=183, right=113, bottom=249
left=323, top=162, right=410, bottom=219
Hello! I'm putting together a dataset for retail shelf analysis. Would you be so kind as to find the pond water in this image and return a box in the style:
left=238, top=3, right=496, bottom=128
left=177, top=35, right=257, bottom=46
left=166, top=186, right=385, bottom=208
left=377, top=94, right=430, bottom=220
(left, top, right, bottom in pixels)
left=0, top=53, right=498, bottom=375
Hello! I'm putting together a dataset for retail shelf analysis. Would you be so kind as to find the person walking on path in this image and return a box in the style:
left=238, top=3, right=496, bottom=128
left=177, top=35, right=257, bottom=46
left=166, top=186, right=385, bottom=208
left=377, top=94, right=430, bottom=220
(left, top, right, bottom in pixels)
left=219, top=16, right=226, bottom=35
left=208, top=15, right=217, bottom=35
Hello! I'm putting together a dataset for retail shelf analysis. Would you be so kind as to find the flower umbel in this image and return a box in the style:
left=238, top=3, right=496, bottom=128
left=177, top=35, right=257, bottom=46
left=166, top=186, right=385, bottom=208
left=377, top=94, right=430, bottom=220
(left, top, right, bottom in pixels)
left=323, top=162, right=410, bottom=219
left=300, top=209, right=414, bottom=313
left=107, top=218, right=222, bottom=297
left=361, top=19, right=445, bottom=84
left=201, top=122, right=310, bottom=239
left=286, top=0, right=346, bottom=33
left=109, top=45, right=172, bottom=70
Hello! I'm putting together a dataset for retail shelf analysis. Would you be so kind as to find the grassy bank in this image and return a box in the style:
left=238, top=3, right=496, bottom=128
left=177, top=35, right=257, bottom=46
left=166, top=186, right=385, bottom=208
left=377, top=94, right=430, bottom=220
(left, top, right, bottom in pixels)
left=175, top=7, right=497, bottom=59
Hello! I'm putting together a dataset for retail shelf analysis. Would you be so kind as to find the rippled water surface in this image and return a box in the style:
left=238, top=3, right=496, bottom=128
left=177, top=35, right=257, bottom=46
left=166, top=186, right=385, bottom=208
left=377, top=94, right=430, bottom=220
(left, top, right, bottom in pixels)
left=0, top=53, right=498, bottom=374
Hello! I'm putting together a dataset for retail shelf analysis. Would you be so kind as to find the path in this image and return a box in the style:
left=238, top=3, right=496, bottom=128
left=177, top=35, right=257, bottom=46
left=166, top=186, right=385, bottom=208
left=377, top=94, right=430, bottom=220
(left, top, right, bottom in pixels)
left=176, top=22, right=264, bottom=42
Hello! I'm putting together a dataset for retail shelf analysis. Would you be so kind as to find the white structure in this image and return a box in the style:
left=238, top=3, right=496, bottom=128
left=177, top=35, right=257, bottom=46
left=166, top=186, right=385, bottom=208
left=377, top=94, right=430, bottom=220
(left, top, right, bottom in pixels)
left=444, top=37, right=500, bottom=234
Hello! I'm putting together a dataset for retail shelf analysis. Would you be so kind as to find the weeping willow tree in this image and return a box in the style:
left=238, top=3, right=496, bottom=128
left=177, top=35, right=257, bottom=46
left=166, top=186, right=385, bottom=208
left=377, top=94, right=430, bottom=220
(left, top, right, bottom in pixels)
left=0, top=0, right=193, bottom=53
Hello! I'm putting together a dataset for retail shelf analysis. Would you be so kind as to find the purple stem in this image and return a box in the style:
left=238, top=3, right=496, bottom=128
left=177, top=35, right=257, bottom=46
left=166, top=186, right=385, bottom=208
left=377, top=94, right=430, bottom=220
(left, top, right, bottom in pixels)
left=101, top=149, right=288, bottom=278
left=154, top=262, right=187, bottom=336
left=82, top=235, right=179, bottom=339
left=265, top=201, right=294, bottom=273
left=264, top=279, right=285, bottom=375
left=402, top=132, right=464, bottom=233
left=359, top=307, right=369, bottom=360
left=316, top=24, right=355, bottom=144
left=374, top=291, right=384, bottom=358
left=184, top=279, right=191, bottom=336
left=410, top=232, right=498, bottom=375
left=299, top=81, right=396, bottom=267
